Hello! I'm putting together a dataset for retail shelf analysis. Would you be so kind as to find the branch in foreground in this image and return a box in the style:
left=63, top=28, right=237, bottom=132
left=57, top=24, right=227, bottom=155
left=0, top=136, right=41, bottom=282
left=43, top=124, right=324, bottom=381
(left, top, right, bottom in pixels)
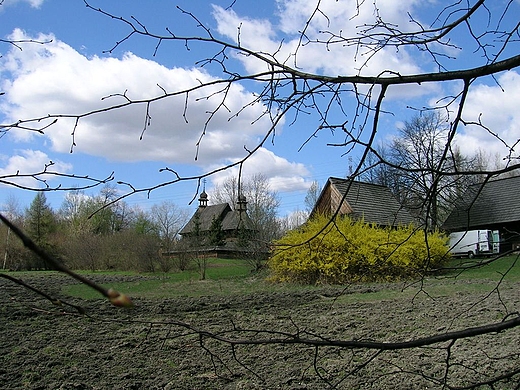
left=0, top=273, right=86, bottom=314
left=143, top=314, right=520, bottom=352
left=0, top=213, right=133, bottom=308
left=0, top=169, right=115, bottom=192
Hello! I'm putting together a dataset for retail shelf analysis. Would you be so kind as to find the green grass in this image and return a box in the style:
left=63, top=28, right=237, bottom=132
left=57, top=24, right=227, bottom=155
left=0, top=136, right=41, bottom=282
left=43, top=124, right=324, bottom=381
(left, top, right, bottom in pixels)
left=63, top=272, right=318, bottom=300
left=62, top=258, right=267, bottom=299
left=442, top=254, right=520, bottom=281
left=8, top=255, right=519, bottom=301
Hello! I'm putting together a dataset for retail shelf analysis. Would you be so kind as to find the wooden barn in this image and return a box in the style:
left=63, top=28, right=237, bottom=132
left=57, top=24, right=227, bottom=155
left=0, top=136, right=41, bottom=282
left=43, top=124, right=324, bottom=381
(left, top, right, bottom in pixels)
left=441, top=175, right=520, bottom=252
left=310, top=177, right=416, bottom=227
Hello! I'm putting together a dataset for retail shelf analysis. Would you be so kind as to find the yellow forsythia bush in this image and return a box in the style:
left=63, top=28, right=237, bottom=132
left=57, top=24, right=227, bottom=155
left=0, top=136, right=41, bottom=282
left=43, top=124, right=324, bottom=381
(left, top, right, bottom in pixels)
left=269, top=214, right=450, bottom=284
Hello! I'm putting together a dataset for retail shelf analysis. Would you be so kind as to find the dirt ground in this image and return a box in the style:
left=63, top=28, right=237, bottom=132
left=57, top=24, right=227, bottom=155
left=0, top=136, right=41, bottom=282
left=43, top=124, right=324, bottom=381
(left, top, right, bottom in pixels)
left=1, top=273, right=519, bottom=390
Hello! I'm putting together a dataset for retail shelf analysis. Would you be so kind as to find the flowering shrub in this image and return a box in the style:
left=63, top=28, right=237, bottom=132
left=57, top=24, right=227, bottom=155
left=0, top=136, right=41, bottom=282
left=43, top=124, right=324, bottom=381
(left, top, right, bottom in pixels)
left=269, top=214, right=449, bottom=284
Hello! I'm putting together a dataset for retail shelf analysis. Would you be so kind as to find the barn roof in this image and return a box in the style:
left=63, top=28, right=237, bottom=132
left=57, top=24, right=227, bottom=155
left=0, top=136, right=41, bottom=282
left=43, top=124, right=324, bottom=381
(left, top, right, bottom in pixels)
left=312, top=177, right=416, bottom=227
left=441, top=175, right=520, bottom=231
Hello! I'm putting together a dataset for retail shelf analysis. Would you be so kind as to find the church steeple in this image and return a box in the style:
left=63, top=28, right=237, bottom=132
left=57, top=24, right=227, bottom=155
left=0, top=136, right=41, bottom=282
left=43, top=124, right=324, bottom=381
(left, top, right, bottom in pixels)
left=198, top=191, right=208, bottom=208
left=236, top=194, right=247, bottom=212
left=198, top=179, right=208, bottom=208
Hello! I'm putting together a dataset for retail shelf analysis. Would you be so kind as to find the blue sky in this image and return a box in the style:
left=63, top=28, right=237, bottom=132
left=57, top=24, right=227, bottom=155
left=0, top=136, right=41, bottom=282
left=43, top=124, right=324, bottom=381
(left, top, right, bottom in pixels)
left=1, top=0, right=519, bottom=217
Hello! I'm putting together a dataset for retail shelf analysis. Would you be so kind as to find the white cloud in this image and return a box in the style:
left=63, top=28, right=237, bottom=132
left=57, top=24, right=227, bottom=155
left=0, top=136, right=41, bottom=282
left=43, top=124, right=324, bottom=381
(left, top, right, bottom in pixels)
left=1, top=29, right=273, bottom=166
left=208, top=147, right=311, bottom=193
left=213, top=0, right=427, bottom=78
left=0, top=149, right=72, bottom=188
left=1, top=0, right=44, bottom=8
left=454, top=71, right=520, bottom=160
left=0, top=29, right=314, bottom=194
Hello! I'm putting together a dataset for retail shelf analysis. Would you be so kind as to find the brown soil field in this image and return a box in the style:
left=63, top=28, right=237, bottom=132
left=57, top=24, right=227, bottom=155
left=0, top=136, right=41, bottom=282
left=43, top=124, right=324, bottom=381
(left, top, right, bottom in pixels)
left=1, top=273, right=519, bottom=389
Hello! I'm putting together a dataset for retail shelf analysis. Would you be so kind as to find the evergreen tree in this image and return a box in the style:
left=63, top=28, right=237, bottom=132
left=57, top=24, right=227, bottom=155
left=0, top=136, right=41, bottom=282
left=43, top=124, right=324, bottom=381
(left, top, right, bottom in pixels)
left=25, top=192, right=57, bottom=269
left=209, top=216, right=225, bottom=247
left=191, top=212, right=202, bottom=245
left=26, top=193, right=56, bottom=244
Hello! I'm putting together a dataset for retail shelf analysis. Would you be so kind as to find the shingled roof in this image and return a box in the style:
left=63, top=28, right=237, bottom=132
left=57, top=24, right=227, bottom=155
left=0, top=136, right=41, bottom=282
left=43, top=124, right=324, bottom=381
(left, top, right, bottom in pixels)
left=441, top=175, right=520, bottom=231
left=311, top=177, right=416, bottom=227
left=179, top=201, right=254, bottom=236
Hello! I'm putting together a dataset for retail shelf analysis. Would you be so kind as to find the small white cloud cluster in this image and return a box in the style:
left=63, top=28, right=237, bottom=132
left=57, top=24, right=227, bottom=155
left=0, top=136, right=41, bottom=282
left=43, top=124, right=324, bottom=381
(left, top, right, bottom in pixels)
left=1, top=0, right=44, bottom=9
left=0, top=149, right=72, bottom=188
left=454, top=72, right=520, bottom=160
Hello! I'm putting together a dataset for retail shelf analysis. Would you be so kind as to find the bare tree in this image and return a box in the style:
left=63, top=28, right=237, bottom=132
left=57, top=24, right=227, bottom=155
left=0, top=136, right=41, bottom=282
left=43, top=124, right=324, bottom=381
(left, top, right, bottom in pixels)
left=150, top=200, right=189, bottom=272
left=1, top=195, right=25, bottom=270
left=362, top=112, right=510, bottom=229
left=279, top=207, right=308, bottom=231
left=304, top=180, right=320, bottom=214
left=150, top=201, right=189, bottom=251
left=211, top=173, right=282, bottom=242
left=386, top=112, right=464, bottom=229
left=211, top=176, right=241, bottom=209
left=58, top=189, right=92, bottom=235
